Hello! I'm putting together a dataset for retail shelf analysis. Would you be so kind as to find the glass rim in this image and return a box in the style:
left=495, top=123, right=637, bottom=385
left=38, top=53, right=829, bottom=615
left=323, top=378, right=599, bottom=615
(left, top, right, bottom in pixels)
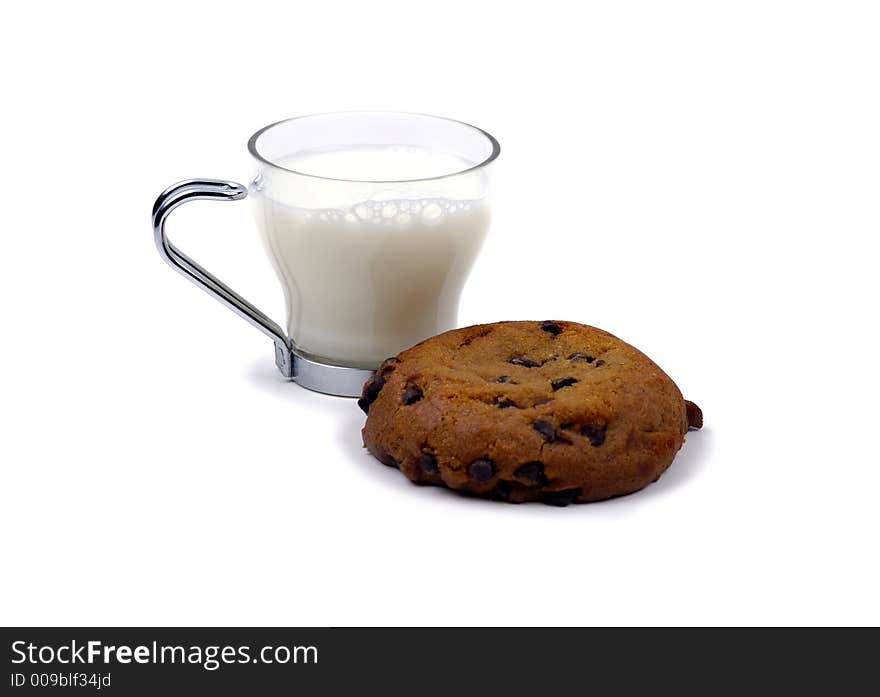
left=247, top=110, right=501, bottom=184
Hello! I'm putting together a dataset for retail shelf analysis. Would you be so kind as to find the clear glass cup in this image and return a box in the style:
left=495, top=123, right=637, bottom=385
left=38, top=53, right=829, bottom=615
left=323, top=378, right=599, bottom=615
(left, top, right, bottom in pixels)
left=152, top=112, right=499, bottom=396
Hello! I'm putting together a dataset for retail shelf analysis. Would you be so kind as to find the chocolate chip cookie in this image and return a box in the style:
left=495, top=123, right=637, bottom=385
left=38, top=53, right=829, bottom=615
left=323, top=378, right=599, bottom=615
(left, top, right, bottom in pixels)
left=359, top=321, right=701, bottom=505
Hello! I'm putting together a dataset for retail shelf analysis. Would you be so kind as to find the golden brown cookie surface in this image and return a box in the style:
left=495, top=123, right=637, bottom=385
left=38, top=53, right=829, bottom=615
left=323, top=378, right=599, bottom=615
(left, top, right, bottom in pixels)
left=359, top=321, right=697, bottom=505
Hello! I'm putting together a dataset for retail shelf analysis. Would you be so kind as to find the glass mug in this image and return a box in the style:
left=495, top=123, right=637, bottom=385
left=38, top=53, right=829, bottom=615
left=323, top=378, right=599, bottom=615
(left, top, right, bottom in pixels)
left=152, top=112, right=499, bottom=396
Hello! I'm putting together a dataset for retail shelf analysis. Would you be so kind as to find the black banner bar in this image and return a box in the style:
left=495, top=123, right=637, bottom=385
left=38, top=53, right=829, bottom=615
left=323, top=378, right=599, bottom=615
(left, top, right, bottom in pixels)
left=2, top=628, right=876, bottom=694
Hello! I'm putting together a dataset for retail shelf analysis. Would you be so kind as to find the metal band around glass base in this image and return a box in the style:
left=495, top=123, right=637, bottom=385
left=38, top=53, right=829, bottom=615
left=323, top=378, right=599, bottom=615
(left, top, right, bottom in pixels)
left=152, top=178, right=375, bottom=397
left=288, top=349, right=376, bottom=397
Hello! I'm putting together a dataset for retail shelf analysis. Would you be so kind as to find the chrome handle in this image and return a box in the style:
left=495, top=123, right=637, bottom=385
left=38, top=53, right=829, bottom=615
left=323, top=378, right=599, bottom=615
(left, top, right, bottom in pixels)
left=151, top=179, right=294, bottom=377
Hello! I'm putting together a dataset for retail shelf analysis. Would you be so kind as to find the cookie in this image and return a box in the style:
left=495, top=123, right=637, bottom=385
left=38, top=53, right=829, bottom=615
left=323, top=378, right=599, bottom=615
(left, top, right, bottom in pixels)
left=359, top=321, right=701, bottom=505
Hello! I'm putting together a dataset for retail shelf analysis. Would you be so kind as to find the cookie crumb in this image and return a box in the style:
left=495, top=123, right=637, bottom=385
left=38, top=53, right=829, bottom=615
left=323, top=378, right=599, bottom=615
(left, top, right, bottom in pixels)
left=685, top=400, right=703, bottom=430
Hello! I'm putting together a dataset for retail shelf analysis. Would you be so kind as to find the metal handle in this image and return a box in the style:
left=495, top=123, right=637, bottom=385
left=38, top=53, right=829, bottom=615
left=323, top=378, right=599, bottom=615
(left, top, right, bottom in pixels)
left=151, top=179, right=294, bottom=377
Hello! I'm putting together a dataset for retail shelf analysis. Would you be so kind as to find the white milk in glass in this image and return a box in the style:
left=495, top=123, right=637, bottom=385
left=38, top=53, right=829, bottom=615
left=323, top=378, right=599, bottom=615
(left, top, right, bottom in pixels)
left=251, top=146, right=490, bottom=368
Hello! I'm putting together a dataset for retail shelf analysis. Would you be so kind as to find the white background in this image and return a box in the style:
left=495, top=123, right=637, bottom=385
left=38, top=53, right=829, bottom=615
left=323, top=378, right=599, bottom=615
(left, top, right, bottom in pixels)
left=1, top=1, right=878, bottom=626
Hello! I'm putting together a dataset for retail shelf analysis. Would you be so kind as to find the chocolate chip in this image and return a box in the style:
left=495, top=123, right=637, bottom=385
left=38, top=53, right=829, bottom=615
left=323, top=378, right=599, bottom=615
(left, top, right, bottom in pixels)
left=580, top=423, right=606, bottom=447
left=514, top=461, right=547, bottom=485
left=509, top=356, right=540, bottom=368
left=468, top=458, right=495, bottom=482
left=402, top=384, right=423, bottom=405
left=543, top=488, right=582, bottom=507
left=540, top=321, right=562, bottom=335
left=685, top=400, right=703, bottom=430
left=357, top=374, right=386, bottom=414
left=378, top=357, right=400, bottom=375
left=376, top=450, right=399, bottom=468
left=418, top=452, right=438, bottom=473
left=594, top=359, right=606, bottom=367
left=493, top=480, right=512, bottom=500
left=496, top=375, right=511, bottom=383
left=532, top=420, right=556, bottom=441
left=497, top=398, right=517, bottom=409
left=567, top=351, right=594, bottom=363
left=551, top=376, right=578, bottom=391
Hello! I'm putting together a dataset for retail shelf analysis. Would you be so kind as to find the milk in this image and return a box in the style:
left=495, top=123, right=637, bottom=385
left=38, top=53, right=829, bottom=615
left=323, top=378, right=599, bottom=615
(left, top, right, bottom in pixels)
left=251, top=146, right=491, bottom=368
